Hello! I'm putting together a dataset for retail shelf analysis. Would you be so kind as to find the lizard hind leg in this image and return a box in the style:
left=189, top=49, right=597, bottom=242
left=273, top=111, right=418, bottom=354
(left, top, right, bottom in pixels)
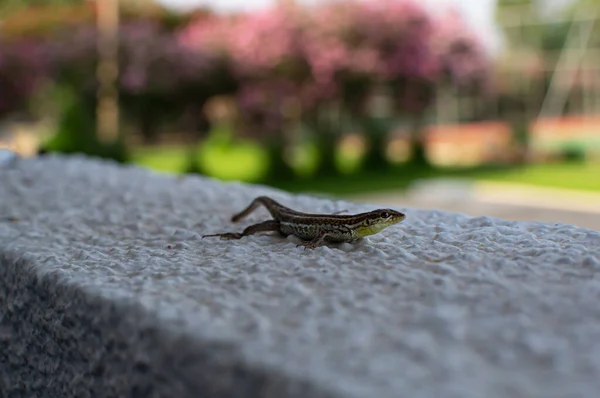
left=230, top=196, right=288, bottom=222
left=230, top=197, right=271, bottom=222
left=203, top=220, right=281, bottom=241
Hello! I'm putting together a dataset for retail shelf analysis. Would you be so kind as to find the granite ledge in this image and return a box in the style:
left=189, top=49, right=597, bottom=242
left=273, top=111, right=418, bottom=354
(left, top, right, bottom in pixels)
left=2, top=154, right=600, bottom=398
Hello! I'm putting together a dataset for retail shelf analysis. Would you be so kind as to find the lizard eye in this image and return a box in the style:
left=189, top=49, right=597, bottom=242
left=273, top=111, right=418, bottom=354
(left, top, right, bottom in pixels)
left=381, top=211, right=390, bottom=218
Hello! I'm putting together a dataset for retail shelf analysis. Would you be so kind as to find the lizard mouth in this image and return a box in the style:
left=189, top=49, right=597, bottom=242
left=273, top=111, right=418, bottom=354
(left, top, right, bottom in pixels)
left=385, top=212, right=406, bottom=225
left=392, top=213, right=406, bottom=222
left=356, top=215, right=405, bottom=237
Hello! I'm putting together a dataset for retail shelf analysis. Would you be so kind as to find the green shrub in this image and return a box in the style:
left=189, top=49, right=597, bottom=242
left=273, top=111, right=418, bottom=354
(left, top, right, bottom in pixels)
left=39, top=88, right=129, bottom=163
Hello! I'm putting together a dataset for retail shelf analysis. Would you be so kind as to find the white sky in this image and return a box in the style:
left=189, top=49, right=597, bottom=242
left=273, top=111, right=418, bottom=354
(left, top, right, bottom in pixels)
left=154, top=0, right=575, bottom=54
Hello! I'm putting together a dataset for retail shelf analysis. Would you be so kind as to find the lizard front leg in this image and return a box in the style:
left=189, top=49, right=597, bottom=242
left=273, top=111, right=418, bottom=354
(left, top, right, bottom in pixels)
left=203, top=220, right=280, bottom=240
left=296, top=231, right=331, bottom=250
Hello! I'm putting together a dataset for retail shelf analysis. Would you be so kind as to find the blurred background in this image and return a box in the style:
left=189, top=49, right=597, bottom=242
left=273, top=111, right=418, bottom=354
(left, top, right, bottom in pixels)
left=1, top=0, right=599, bottom=229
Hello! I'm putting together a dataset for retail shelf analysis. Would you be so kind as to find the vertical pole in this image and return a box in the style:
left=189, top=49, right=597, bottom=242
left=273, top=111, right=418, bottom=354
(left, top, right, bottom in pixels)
left=96, top=0, right=120, bottom=143
left=538, top=7, right=596, bottom=119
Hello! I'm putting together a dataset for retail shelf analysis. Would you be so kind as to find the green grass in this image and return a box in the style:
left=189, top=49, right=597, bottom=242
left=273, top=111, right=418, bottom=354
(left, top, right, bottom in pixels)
left=131, top=131, right=363, bottom=183
left=198, top=140, right=268, bottom=181
left=131, top=128, right=269, bottom=181
left=131, top=145, right=190, bottom=173
left=131, top=142, right=600, bottom=195
left=468, top=162, right=600, bottom=192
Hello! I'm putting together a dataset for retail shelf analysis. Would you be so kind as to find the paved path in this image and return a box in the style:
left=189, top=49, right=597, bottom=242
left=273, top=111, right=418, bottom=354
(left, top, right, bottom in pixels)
left=348, top=180, right=600, bottom=231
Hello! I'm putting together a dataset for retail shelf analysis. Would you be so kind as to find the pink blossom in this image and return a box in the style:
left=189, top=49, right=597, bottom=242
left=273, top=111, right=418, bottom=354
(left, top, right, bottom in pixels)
left=177, top=0, right=492, bottom=123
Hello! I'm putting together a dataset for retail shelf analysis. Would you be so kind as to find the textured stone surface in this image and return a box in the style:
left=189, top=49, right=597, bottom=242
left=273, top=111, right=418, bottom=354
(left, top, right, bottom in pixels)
left=2, top=155, right=600, bottom=398
left=0, top=149, right=19, bottom=169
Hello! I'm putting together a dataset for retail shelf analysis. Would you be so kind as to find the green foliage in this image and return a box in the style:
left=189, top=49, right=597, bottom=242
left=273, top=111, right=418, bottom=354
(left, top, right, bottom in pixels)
left=540, top=20, right=572, bottom=51
left=2, top=0, right=82, bottom=6
left=559, top=143, right=587, bottom=163
left=0, top=0, right=83, bottom=13
left=196, top=124, right=269, bottom=181
left=40, top=88, right=129, bottom=163
left=132, top=141, right=600, bottom=195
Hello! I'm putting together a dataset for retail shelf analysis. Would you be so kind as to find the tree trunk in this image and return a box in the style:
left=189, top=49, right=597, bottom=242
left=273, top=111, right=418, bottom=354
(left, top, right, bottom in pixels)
left=511, top=118, right=530, bottom=164
left=314, top=131, right=338, bottom=177
left=361, top=116, right=390, bottom=171
left=264, top=137, right=296, bottom=182
left=139, top=113, right=159, bottom=145
left=407, top=112, right=430, bottom=167
left=182, top=104, right=210, bottom=175
left=300, top=107, right=339, bottom=177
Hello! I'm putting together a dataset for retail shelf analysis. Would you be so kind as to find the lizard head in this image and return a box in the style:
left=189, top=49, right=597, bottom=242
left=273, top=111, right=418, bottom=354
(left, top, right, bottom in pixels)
left=354, top=208, right=406, bottom=238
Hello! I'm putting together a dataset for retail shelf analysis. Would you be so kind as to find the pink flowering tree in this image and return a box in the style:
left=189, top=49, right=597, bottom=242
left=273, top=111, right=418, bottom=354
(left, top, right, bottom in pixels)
left=179, top=4, right=314, bottom=179
left=402, top=9, right=492, bottom=165
left=319, top=0, right=439, bottom=169
left=118, top=21, right=222, bottom=145
left=178, top=0, right=492, bottom=176
left=432, top=9, right=491, bottom=96
left=314, top=1, right=491, bottom=168
left=313, top=1, right=492, bottom=169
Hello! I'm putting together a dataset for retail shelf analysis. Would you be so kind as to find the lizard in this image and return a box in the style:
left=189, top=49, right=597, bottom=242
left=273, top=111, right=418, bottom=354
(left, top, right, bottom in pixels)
left=202, top=196, right=406, bottom=249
